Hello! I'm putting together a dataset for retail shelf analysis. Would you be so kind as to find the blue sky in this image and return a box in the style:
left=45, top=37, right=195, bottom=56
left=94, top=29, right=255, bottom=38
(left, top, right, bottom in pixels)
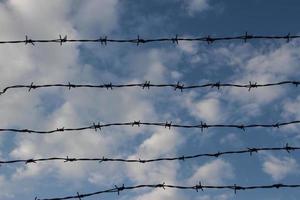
left=0, top=0, right=300, bottom=199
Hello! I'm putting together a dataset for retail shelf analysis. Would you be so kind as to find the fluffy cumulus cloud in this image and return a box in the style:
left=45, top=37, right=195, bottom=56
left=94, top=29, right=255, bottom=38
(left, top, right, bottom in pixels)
left=262, top=155, right=299, bottom=181
left=183, top=92, right=225, bottom=123
left=188, top=159, right=234, bottom=185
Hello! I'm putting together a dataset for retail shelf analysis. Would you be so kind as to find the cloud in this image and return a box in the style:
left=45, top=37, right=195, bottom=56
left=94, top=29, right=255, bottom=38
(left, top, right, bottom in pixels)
left=262, top=155, right=299, bottom=181
left=219, top=133, right=242, bottom=146
left=188, top=159, right=234, bottom=185
left=71, top=0, right=119, bottom=35
left=183, top=92, right=225, bottom=123
left=126, top=128, right=184, bottom=184
left=133, top=189, right=183, bottom=200
left=197, top=193, right=233, bottom=200
left=282, top=96, right=300, bottom=119
left=184, top=0, right=210, bottom=16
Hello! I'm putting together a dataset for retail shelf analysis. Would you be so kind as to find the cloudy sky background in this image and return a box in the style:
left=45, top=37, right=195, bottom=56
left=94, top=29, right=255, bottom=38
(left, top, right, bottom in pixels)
left=0, top=0, right=300, bottom=199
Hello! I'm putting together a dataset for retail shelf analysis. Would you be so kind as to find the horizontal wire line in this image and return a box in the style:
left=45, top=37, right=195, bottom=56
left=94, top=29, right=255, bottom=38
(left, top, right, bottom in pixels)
left=1, top=120, right=300, bottom=134
left=36, top=183, right=300, bottom=200
left=0, top=80, right=299, bottom=95
left=1, top=144, right=297, bottom=165
left=0, top=33, right=299, bottom=46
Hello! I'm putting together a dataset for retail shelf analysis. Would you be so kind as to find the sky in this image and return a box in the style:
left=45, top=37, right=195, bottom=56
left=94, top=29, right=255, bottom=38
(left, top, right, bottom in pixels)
left=0, top=0, right=300, bottom=199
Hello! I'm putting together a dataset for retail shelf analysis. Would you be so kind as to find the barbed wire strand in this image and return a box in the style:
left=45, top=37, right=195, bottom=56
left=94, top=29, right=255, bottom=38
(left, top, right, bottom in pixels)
left=0, top=120, right=299, bottom=134
left=2, top=144, right=298, bottom=165
left=0, top=33, right=299, bottom=46
left=0, top=80, right=299, bottom=95
left=36, top=182, right=300, bottom=200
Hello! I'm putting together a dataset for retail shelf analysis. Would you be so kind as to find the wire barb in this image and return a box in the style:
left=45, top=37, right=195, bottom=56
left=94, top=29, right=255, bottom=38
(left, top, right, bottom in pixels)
left=25, top=35, right=35, bottom=46
left=99, top=36, right=107, bottom=45
left=59, top=35, right=67, bottom=46
left=174, top=81, right=184, bottom=92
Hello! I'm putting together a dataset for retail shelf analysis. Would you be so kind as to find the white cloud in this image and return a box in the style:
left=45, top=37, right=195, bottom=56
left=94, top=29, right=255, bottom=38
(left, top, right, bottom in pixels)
left=71, top=0, right=119, bottom=35
left=126, top=128, right=184, bottom=184
left=184, top=0, right=210, bottom=16
left=262, top=155, right=299, bottom=181
left=188, top=159, right=234, bottom=185
left=183, top=92, right=225, bottom=123
left=219, top=133, right=241, bottom=146
left=197, top=193, right=233, bottom=200
left=282, top=96, right=300, bottom=119
left=133, top=189, right=183, bottom=200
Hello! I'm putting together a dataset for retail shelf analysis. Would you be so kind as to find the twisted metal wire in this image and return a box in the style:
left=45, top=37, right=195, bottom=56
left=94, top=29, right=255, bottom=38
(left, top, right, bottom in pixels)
left=1, top=144, right=297, bottom=165
left=0, top=33, right=299, bottom=46
left=0, top=80, right=299, bottom=95
left=0, top=120, right=299, bottom=134
left=35, top=182, right=300, bottom=200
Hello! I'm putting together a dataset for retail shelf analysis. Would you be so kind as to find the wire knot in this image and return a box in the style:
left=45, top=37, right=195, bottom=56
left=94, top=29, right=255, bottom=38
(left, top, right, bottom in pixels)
left=179, top=155, right=185, bottom=161
left=212, top=81, right=221, bottom=90
left=213, top=152, right=221, bottom=157
left=59, top=35, right=67, bottom=45
left=93, top=122, right=101, bottom=131
left=200, top=121, right=208, bottom=132
left=237, top=124, right=246, bottom=131
left=25, top=35, right=35, bottom=46
left=273, top=123, right=280, bottom=128
left=243, top=32, right=253, bottom=43
left=25, top=159, right=36, bottom=164
left=292, top=81, right=300, bottom=87
left=142, top=81, right=151, bottom=89
left=195, top=181, right=204, bottom=192
left=172, top=35, right=179, bottom=44
left=247, top=148, right=258, bottom=156
left=285, top=143, right=293, bottom=153
left=99, top=156, right=108, bottom=163
left=174, top=81, right=184, bottom=92
left=76, top=192, right=82, bottom=200
left=136, top=35, right=145, bottom=46
left=104, top=83, right=113, bottom=90
left=286, top=33, right=291, bottom=43
left=68, top=82, right=75, bottom=90
left=99, top=36, right=107, bottom=45
left=273, top=183, right=283, bottom=188
left=131, top=120, right=141, bottom=127
left=57, top=127, right=65, bottom=132
left=164, top=121, right=172, bottom=129
left=233, top=184, right=243, bottom=194
left=114, top=184, right=125, bottom=195
left=248, top=81, right=257, bottom=91
left=206, top=35, right=215, bottom=44
left=28, top=82, right=36, bottom=92
left=64, top=156, right=77, bottom=162
left=156, top=182, right=166, bottom=190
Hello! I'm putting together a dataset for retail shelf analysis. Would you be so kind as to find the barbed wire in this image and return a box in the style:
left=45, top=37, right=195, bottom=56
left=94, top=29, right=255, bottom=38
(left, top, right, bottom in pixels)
left=0, top=33, right=299, bottom=46
left=0, top=80, right=299, bottom=95
left=1, top=144, right=297, bottom=165
left=1, top=120, right=299, bottom=134
left=35, top=182, right=300, bottom=200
